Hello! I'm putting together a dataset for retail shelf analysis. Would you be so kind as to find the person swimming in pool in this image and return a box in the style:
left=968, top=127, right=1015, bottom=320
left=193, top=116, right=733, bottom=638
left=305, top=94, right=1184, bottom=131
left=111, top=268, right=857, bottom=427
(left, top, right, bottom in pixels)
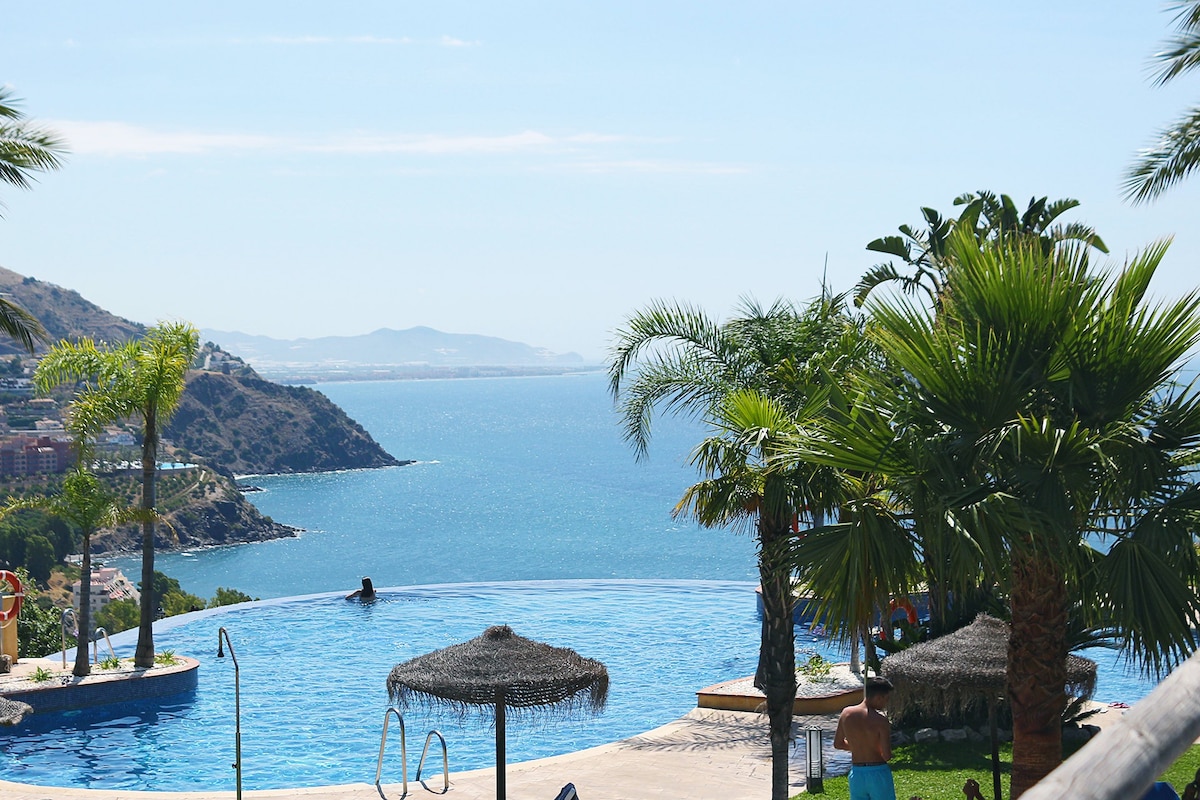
left=345, top=577, right=376, bottom=601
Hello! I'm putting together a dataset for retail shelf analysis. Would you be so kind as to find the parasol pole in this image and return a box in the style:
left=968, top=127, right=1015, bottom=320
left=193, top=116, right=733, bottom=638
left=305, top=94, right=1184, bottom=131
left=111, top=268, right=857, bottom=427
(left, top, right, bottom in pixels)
left=989, top=695, right=1001, bottom=800
left=496, top=686, right=507, bottom=800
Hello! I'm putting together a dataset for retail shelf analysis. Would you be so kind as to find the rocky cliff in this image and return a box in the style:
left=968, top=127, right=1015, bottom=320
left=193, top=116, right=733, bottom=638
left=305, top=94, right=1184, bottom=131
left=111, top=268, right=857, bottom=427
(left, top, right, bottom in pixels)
left=91, top=468, right=297, bottom=553
left=166, top=371, right=407, bottom=475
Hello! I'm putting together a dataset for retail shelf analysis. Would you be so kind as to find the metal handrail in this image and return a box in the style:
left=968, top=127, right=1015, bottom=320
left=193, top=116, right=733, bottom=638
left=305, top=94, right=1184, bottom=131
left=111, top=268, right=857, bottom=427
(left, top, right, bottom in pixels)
left=375, top=706, right=409, bottom=795
left=92, top=627, right=117, bottom=664
left=416, top=730, right=449, bottom=794
left=60, top=609, right=78, bottom=669
left=216, top=627, right=242, bottom=800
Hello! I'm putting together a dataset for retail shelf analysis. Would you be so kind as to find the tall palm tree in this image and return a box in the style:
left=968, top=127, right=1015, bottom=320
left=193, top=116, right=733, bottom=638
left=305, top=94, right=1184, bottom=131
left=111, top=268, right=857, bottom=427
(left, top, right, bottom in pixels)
left=805, top=229, right=1200, bottom=797
left=0, top=87, right=64, bottom=352
left=1125, top=2, right=1200, bottom=202
left=28, top=359, right=155, bottom=677
left=609, top=294, right=861, bottom=800
left=36, top=322, right=199, bottom=667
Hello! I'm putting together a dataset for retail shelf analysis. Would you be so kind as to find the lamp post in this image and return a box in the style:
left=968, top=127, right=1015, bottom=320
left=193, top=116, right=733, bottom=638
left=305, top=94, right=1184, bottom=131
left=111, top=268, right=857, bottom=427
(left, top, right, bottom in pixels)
left=804, top=726, right=825, bottom=793
left=217, top=627, right=242, bottom=800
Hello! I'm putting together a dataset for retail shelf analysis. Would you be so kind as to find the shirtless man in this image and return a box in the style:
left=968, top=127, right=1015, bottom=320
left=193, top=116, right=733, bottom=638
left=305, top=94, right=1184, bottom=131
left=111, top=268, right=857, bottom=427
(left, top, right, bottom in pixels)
left=834, top=676, right=896, bottom=800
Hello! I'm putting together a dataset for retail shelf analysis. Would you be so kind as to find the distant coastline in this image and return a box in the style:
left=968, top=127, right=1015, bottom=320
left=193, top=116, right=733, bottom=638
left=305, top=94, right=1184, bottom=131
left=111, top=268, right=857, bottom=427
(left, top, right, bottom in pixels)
left=258, top=364, right=604, bottom=385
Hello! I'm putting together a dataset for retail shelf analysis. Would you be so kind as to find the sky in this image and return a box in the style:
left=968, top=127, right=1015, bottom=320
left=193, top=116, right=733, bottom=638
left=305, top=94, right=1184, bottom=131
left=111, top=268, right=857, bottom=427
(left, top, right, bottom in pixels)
left=2, top=2, right=1199, bottom=362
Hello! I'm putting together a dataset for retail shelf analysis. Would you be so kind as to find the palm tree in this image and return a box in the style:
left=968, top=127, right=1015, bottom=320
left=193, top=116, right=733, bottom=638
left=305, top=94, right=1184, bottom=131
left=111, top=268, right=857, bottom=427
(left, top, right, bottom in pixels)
left=0, top=87, right=64, bottom=352
left=609, top=295, right=862, bottom=800
left=805, top=229, right=1200, bottom=797
left=1125, top=2, right=1200, bottom=202
left=3, top=470, right=149, bottom=676
left=35, top=322, right=199, bottom=668
left=854, top=191, right=1107, bottom=310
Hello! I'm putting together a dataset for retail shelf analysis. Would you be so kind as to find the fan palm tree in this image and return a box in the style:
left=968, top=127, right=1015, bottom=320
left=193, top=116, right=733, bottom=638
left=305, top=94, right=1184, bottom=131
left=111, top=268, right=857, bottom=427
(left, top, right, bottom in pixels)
left=854, top=191, right=1107, bottom=310
left=1125, top=2, right=1200, bottom=202
left=803, top=228, right=1200, bottom=797
left=609, top=294, right=863, bottom=800
left=0, top=87, right=64, bottom=352
left=35, top=322, right=199, bottom=668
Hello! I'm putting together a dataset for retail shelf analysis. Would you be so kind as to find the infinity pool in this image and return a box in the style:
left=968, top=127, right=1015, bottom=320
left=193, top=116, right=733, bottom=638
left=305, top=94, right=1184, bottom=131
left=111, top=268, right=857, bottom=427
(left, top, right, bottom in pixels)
left=0, top=580, right=1162, bottom=792
left=0, top=581, right=804, bottom=791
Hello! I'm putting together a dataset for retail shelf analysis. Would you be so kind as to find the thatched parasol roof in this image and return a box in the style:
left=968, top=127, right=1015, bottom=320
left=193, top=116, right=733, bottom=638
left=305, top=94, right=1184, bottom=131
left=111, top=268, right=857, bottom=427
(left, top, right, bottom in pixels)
left=881, top=613, right=1097, bottom=721
left=0, top=696, right=32, bottom=726
left=386, top=625, right=608, bottom=800
left=386, top=624, right=609, bottom=717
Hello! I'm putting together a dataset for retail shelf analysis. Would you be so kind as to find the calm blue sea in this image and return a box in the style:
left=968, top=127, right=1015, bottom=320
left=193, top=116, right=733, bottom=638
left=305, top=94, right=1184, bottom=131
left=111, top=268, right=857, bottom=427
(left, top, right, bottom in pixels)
left=113, top=372, right=758, bottom=599
left=108, top=372, right=1159, bottom=704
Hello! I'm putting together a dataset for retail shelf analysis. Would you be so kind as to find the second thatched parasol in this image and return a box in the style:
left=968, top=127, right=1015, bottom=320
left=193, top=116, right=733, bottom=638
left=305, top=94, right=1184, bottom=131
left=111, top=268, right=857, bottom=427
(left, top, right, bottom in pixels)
left=881, top=613, right=1097, bottom=800
left=386, top=624, right=608, bottom=800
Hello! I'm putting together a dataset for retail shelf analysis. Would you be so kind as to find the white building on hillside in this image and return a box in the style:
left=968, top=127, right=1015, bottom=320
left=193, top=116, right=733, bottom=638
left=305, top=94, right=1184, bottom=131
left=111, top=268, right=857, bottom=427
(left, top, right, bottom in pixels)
left=71, top=567, right=141, bottom=616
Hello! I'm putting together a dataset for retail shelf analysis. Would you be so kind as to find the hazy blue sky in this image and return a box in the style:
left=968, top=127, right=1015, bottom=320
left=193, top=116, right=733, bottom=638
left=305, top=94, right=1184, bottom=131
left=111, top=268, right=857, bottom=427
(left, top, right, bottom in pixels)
left=2, top=3, right=1198, bottom=360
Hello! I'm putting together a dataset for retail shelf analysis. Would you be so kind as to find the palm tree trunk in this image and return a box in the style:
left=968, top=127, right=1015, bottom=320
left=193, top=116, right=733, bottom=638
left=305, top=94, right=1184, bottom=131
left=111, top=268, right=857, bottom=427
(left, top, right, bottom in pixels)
left=1008, top=550, right=1069, bottom=798
left=134, top=413, right=157, bottom=668
left=73, top=532, right=91, bottom=677
left=755, top=518, right=796, bottom=800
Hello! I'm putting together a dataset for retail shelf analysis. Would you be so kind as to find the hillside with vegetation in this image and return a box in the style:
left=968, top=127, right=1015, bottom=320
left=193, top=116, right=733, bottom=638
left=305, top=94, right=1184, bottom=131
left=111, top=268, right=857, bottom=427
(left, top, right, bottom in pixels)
left=0, top=266, right=405, bottom=561
left=165, top=370, right=407, bottom=475
left=0, top=267, right=144, bottom=354
left=0, top=266, right=404, bottom=478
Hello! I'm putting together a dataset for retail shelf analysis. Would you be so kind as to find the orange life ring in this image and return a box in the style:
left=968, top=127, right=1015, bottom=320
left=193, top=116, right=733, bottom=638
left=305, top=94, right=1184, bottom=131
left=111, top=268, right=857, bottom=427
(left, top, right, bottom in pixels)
left=0, top=570, right=23, bottom=623
left=888, top=597, right=918, bottom=627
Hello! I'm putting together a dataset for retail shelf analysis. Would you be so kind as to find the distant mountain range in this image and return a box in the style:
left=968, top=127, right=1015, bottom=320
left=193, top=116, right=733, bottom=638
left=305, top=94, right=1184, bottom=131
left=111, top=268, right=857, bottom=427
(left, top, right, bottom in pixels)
left=202, top=327, right=588, bottom=372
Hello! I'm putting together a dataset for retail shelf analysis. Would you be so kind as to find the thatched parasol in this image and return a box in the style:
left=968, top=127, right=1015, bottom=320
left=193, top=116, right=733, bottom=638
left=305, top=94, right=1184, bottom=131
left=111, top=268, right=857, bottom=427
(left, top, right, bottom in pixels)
left=881, top=613, right=1097, bottom=800
left=881, top=613, right=1097, bottom=722
left=386, top=624, right=608, bottom=800
left=0, top=696, right=32, bottom=726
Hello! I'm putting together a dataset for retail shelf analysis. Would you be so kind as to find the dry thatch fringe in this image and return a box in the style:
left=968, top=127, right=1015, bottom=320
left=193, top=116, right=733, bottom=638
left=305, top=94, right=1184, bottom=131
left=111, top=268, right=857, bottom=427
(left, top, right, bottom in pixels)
left=881, top=613, right=1097, bottom=723
left=0, top=696, right=32, bottom=726
left=386, top=625, right=609, bottom=722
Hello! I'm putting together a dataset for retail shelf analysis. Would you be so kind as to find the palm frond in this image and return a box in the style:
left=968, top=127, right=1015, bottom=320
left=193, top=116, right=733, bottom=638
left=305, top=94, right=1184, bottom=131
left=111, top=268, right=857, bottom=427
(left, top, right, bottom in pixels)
left=1124, top=105, right=1200, bottom=203
left=0, top=297, right=47, bottom=353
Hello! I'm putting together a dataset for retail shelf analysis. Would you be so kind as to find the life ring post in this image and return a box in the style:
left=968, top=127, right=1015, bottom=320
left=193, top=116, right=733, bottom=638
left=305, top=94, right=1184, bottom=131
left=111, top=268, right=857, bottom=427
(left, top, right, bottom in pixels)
left=879, top=596, right=919, bottom=641
left=0, top=569, right=24, bottom=663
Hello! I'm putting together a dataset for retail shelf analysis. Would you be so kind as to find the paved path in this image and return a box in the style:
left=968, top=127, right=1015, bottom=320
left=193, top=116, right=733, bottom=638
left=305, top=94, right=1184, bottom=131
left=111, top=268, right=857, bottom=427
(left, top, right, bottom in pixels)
left=0, top=708, right=843, bottom=800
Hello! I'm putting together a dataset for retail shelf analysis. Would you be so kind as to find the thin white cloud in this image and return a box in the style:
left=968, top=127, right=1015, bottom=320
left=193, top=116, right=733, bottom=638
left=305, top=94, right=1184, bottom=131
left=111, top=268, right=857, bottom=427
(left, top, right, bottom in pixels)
left=52, top=121, right=281, bottom=156
left=562, top=160, right=751, bottom=175
left=310, top=131, right=556, bottom=155
left=225, top=35, right=447, bottom=46
left=260, top=35, right=413, bottom=45
left=48, top=121, right=739, bottom=174
left=52, top=121, right=647, bottom=158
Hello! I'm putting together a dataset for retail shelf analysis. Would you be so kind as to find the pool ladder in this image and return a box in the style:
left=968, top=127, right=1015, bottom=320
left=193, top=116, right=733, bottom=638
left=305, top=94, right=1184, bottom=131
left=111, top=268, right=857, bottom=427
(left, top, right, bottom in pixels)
left=60, top=611, right=118, bottom=669
left=375, top=707, right=450, bottom=796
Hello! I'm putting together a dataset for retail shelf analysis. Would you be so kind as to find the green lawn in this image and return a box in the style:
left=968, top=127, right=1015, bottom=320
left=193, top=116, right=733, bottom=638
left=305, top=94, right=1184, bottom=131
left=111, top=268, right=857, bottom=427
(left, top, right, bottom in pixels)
left=795, top=741, right=1200, bottom=799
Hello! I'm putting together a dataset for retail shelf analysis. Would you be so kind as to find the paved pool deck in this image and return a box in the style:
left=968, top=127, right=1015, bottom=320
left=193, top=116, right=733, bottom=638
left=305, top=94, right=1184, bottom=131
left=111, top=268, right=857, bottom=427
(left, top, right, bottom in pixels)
left=0, top=706, right=838, bottom=800
left=0, top=659, right=1144, bottom=800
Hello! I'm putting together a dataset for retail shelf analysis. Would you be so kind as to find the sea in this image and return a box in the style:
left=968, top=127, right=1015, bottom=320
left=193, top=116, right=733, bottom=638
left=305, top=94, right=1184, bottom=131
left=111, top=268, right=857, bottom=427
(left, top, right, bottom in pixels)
left=105, top=370, right=1163, bottom=703
left=110, top=371, right=758, bottom=599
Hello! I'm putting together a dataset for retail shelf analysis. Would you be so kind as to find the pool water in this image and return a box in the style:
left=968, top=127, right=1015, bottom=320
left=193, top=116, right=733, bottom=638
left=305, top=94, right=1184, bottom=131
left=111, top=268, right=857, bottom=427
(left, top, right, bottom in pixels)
left=0, top=580, right=1164, bottom=792
left=2, top=581, right=826, bottom=791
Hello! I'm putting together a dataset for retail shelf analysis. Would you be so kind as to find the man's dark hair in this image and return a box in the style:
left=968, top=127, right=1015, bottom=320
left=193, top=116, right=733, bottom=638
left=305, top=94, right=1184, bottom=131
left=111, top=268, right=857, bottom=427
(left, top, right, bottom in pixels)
left=865, top=676, right=894, bottom=699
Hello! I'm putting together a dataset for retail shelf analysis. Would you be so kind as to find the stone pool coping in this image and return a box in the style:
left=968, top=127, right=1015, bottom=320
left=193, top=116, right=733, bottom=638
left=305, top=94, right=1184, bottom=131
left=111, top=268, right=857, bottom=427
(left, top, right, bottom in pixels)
left=0, top=656, right=199, bottom=713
